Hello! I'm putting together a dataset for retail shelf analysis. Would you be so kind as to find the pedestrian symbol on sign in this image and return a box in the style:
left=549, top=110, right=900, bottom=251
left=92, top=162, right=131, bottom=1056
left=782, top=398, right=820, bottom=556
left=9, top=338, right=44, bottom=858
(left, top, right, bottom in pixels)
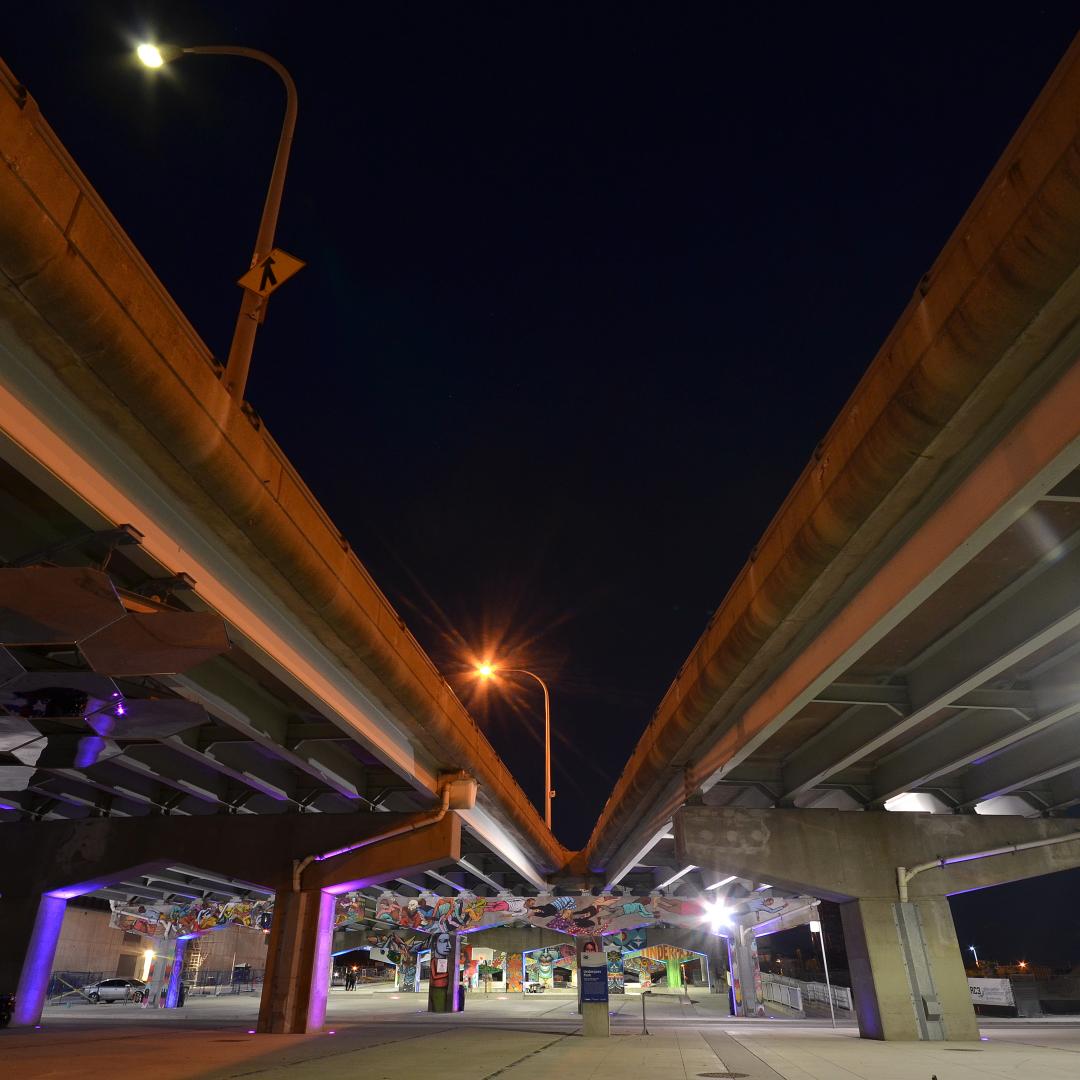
left=237, top=248, right=305, bottom=298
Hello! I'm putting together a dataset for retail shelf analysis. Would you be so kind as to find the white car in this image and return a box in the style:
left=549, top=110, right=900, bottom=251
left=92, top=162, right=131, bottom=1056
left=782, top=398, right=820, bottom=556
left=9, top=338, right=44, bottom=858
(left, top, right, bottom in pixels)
left=83, top=978, right=148, bottom=1004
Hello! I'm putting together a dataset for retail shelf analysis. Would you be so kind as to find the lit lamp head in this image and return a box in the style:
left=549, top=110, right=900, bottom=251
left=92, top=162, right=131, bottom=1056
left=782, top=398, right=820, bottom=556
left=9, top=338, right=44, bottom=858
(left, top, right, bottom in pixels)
left=706, top=898, right=732, bottom=932
left=476, top=662, right=495, bottom=680
left=137, top=43, right=184, bottom=68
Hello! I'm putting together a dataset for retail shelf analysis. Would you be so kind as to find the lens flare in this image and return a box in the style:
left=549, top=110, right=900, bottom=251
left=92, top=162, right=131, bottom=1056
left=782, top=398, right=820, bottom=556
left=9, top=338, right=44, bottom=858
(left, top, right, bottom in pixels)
left=137, top=44, right=165, bottom=67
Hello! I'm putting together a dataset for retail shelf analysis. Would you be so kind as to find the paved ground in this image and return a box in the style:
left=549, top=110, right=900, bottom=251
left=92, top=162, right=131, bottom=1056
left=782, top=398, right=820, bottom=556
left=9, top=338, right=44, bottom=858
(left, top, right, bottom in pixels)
left=3, top=989, right=1079, bottom=1078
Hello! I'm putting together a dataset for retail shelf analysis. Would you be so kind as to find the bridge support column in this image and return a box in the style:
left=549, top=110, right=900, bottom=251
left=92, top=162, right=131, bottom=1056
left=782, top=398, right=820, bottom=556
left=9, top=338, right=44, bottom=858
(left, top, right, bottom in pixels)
left=428, top=932, right=461, bottom=1012
left=2, top=893, right=66, bottom=1027
left=257, top=888, right=335, bottom=1034
left=840, top=896, right=977, bottom=1041
left=729, top=930, right=761, bottom=1016
left=677, top=805, right=1080, bottom=1038
left=164, top=934, right=190, bottom=1008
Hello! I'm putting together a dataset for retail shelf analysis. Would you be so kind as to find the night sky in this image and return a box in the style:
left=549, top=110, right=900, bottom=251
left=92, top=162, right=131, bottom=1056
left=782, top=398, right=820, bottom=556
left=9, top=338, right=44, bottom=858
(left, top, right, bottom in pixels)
left=6, top=4, right=1080, bottom=963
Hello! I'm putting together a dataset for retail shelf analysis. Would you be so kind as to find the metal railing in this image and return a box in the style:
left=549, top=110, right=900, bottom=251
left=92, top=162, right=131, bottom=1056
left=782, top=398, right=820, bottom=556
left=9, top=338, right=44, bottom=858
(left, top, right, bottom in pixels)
left=761, top=973, right=853, bottom=1013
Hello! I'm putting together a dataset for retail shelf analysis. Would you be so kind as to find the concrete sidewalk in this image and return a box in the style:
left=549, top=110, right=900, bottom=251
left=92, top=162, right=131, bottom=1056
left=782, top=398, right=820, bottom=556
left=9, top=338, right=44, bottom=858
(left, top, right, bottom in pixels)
left=7, top=1021, right=1080, bottom=1080
left=9, top=991, right=1080, bottom=1079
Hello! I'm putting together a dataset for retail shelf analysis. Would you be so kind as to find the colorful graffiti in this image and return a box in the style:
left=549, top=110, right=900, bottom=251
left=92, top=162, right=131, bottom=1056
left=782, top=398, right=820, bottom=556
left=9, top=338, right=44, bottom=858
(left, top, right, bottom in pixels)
left=112, top=887, right=813, bottom=946
left=606, top=946, right=625, bottom=994
left=506, top=951, right=524, bottom=992
left=108, top=897, right=273, bottom=937
left=367, top=890, right=710, bottom=937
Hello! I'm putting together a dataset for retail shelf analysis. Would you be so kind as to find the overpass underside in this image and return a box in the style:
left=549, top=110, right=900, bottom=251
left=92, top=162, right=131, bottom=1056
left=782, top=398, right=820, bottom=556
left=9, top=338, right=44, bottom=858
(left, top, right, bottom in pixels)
left=583, top=35, right=1080, bottom=1041
left=5, top=26, right=1080, bottom=1050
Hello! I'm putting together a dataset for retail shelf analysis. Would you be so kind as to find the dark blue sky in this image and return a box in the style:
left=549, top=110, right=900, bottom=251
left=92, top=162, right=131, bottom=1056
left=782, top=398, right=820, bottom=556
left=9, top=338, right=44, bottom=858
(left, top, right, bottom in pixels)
left=5, top=2, right=1080, bottom=957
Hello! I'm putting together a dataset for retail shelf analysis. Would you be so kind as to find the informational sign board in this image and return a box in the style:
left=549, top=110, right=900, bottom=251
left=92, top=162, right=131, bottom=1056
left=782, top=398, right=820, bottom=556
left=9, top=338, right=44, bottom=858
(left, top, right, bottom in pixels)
left=968, top=978, right=1015, bottom=1006
left=580, top=963, right=609, bottom=1004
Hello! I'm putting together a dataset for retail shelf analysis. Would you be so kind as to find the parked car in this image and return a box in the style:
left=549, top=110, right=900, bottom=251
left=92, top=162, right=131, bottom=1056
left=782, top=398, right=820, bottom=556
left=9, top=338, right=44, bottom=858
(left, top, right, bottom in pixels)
left=83, top=978, right=148, bottom=1004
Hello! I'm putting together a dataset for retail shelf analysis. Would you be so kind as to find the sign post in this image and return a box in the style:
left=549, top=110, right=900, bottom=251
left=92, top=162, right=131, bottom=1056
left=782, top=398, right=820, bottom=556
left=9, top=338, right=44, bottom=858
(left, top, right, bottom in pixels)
left=580, top=939, right=609, bottom=1038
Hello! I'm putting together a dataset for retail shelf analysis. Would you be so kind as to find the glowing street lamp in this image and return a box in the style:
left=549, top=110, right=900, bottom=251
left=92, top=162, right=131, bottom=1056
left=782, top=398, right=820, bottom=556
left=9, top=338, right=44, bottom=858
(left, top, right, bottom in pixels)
left=477, top=662, right=553, bottom=829
left=969, top=944, right=980, bottom=967
left=136, top=41, right=298, bottom=402
left=706, top=899, right=732, bottom=932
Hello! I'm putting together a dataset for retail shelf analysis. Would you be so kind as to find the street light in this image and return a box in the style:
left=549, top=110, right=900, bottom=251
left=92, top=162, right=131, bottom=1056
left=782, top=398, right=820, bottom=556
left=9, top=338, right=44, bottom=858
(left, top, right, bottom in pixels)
left=969, top=944, right=980, bottom=967
left=477, top=663, right=554, bottom=829
left=137, top=41, right=298, bottom=402
left=810, top=910, right=837, bottom=1029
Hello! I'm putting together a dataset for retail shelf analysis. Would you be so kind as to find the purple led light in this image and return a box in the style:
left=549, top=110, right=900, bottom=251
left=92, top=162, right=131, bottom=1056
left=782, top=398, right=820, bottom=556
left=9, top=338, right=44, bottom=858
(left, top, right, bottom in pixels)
left=305, top=891, right=335, bottom=1031
left=14, top=894, right=66, bottom=1027
left=74, top=735, right=107, bottom=769
left=247, top=1029, right=256, bottom=1034
left=165, top=937, right=189, bottom=1008
left=315, top=842, right=361, bottom=862
left=46, top=882, right=100, bottom=900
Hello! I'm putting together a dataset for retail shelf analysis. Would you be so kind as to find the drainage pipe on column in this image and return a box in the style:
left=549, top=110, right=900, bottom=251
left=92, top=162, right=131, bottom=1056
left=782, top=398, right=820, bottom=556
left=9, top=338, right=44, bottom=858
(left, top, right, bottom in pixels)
left=897, top=829, right=1080, bottom=902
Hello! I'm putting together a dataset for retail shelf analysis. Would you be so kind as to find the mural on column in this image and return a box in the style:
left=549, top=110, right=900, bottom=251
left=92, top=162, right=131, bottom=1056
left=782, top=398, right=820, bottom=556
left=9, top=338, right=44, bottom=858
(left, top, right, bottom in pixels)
left=397, top=953, right=420, bottom=992
left=506, top=951, right=524, bottom=992
left=427, top=931, right=454, bottom=1009
left=606, top=946, right=625, bottom=994
left=524, top=942, right=577, bottom=986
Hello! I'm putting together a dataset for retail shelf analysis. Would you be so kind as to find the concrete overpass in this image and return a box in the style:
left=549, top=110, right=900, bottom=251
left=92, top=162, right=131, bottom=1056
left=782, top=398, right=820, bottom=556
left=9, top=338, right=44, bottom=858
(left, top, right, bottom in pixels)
left=584, top=33, right=1080, bottom=1040
left=6, top=30, right=1080, bottom=1045
left=0, top=53, right=568, bottom=1032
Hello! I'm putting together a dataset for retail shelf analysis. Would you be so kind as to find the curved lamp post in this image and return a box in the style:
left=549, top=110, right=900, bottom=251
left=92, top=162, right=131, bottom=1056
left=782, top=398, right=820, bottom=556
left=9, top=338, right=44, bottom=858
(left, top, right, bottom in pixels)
left=477, top=663, right=554, bottom=829
left=137, top=43, right=297, bottom=403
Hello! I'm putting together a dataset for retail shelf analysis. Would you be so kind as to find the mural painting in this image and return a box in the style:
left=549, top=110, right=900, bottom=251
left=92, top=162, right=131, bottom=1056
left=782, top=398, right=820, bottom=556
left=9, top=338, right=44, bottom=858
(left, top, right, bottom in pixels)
left=524, top=942, right=577, bottom=987
left=606, top=945, right=625, bottom=994
left=427, top=930, right=456, bottom=1011
left=506, top=951, right=523, bottom=993
left=367, top=889, right=713, bottom=937
left=113, top=887, right=804, bottom=962
left=109, top=897, right=273, bottom=937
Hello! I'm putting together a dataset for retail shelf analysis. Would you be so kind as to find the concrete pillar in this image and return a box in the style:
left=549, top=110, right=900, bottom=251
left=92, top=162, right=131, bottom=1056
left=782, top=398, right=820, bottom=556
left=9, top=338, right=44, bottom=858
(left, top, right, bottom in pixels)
left=840, top=897, right=978, bottom=1041
left=164, top=935, right=189, bottom=1008
left=427, top=933, right=460, bottom=1013
left=257, top=888, right=335, bottom=1034
left=397, top=955, right=420, bottom=992
left=506, top=951, right=523, bottom=992
left=665, top=955, right=683, bottom=990
left=729, top=931, right=761, bottom=1016
left=3, top=893, right=66, bottom=1026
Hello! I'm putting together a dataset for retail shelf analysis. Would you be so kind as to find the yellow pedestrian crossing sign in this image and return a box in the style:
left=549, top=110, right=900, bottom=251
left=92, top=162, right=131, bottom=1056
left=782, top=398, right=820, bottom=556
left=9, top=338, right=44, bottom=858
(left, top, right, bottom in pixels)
left=237, top=248, right=305, bottom=297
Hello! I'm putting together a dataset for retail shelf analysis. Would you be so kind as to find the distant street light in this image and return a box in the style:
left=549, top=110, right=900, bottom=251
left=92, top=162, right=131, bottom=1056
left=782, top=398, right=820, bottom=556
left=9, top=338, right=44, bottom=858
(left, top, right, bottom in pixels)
left=969, top=944, right=980, bottom=967
left=137, top=42, right=298, bottom=403
left=810, top=910, right=837, bottom=1029
left=477, top=663, right=554, bottom=829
